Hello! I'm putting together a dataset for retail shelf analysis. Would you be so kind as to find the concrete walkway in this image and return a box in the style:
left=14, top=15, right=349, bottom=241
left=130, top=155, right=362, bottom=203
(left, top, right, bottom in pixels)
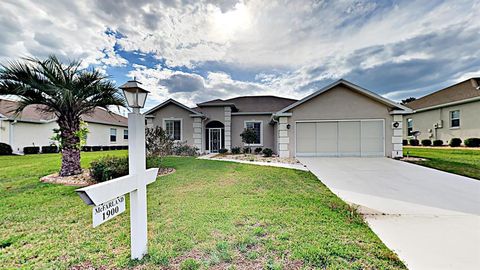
left=299, top=157, right=480, bottom=270
left=198, top=154, right=309, bottom=171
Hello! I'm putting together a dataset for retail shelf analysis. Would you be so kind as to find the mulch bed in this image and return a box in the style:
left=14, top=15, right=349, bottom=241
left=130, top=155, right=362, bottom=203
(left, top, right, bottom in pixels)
left=40, top=167, right=176, bottom=187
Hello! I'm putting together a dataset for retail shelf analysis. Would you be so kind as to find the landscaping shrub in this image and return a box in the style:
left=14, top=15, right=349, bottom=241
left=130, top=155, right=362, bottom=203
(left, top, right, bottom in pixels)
left=464, top=138, right=480, bottom=147
left=421, top=139, right=432, bottom=146
left=180, top=258, right=201, bottom=270
left=402, top=139, right=408, bottom=146
left=41, top=145, right=58, bottom=153
left=102, top=146, right=111, bottom=151
left=231, top=147, right=241, bottom=154
left=243, top=147, right=251, bottom=154
left=449, top=138, right=462, bottom=147
left=262, top=148, right=273, bottom=157
left=254, top=147, right=263, bottom=154
left=433, top=140, right=444, bottom=146
left=409, top=139, right=419, bottom=146
left=172, top=141, right=198, bottom=156
left=218, top=148, right=228, bottom=154
left=91, top=146, right=102, bottom=151
left=0, top=143, right=13, bottom=155
left=23, top=146, right=40, bottom=154
left=145, top=126, right=173, bottom=157
left=82, top=146, right=92, bottom=152
left=90, top=156, right=162, bottom=183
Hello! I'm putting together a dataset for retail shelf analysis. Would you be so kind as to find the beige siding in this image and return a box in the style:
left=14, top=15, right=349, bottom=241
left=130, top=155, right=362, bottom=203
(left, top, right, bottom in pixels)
left=150, top=103, right=194, bottom=145
left=86, top=123, right=128, bottom=147
left=231, top=115, right=275, bottom=150
left=287, top=85, right=395, bottom=157
left=403, top=100, right=480, bottom=142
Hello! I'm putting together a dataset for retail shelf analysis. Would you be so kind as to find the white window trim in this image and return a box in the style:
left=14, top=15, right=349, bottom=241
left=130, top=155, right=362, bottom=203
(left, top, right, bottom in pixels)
left=449, top=110, right=460, bottom=129
left=110, top=128, right=117, bottom=143
left=163, top=118, right=183, bottom=141
left=243, top=120, right=263, bottom=146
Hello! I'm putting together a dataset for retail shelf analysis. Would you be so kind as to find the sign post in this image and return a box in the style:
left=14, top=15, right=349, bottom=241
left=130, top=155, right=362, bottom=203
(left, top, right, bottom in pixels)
left=76, top=80, right=155, bottom=260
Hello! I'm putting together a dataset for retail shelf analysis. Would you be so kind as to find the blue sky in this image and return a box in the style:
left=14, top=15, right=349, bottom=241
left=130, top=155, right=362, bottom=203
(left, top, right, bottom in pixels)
left=1, top=0, right=479, bottom=110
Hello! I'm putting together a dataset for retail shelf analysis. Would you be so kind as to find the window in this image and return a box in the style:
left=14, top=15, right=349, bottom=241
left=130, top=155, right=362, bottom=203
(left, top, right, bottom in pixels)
left=245, top=121, right=262, bottom=145
left=407, top=118, right=413, bottom=136
left=123, top=129, right=128, bottom=140
left=165, top=119, right=181, bottom=140
left=450, top=110, right=460, bottom=128
left=110, top=128, right=117, bottom=142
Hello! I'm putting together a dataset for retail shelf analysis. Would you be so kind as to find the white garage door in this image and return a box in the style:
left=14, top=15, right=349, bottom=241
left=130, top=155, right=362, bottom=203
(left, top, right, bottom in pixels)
left=296, top=120, right=384, bottom=157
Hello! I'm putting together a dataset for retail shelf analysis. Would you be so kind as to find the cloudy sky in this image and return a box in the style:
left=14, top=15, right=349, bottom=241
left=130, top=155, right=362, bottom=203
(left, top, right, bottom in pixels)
left=1, top=0, right=479, bottom=110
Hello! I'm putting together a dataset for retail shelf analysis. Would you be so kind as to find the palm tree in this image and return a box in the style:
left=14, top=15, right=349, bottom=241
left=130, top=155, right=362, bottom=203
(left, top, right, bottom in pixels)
left=0, top=55, right=125, bottom=176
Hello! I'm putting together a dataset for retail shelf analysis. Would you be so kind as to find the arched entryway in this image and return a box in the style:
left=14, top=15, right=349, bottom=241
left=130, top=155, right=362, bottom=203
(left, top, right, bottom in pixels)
left=205, top=121, right=225, bottom=153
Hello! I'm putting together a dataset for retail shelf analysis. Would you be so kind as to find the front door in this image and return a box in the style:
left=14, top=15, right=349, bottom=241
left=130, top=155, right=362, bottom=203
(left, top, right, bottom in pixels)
left=209, top=128, right=221, bottom=153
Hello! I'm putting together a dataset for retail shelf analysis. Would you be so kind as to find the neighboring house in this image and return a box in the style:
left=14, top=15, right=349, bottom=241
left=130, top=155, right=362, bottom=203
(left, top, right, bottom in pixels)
left=403, top=78, right=480, bottom=142
left=145, top=79, right=411, bottom=158
left=0, top=99, right=129, bottom=153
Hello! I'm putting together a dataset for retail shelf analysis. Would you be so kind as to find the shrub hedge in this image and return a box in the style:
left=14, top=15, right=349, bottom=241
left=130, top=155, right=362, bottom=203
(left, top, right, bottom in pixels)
left=464, top=138, right=480, bottom=147
left=449, top=138, right=462, bottom=147
left=90, top=156, right=162, bottom=183
left=409, top=139, right=419, bottom=146
left=218, top=148, right=228, bottom=154
left=262, top=148, right=273, bottom=157
left=91, top=146, right=102, bottom=151
left=41, top=145, right=59, bottom=153
left=402, top=139, right=408, bottom=146
left=231, top=147, right=241, bottom=154
left=23, top=146, right=40, bottom=154
left=0, top=143, right=13, bottom=155
left=254, top=147, right=263, bottom=154
left=433, top=140, right=443, bottom=146
left=421, top=139, right=432, bottom=146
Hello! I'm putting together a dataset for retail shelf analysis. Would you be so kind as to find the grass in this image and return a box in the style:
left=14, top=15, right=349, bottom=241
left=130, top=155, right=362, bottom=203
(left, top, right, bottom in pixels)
left=0, top=151, right=405, bottom=269
left=404, top=147, right=480, bottom=180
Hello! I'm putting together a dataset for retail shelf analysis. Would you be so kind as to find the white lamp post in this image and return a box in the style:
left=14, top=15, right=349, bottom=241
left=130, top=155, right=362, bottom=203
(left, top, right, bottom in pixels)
left=76, top=79, right=157, bottom=260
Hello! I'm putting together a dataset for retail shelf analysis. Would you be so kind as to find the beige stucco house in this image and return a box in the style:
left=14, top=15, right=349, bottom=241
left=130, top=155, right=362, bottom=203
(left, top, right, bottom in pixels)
left=0, top=99, right=129, bottom=153
left=403, top=78, right=480, bottom=143
left=146, top=79, right=412, bottom=158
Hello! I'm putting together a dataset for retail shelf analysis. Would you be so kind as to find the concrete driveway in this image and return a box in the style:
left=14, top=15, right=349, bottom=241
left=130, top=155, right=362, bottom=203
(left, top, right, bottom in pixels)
left=299, top=157, right=480, bottom=270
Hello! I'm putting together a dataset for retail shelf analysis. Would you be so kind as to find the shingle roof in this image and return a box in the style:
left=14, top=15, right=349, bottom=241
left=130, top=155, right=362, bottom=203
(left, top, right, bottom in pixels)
left=405, top=78, right=480, bottom=110
left=196, top=96, right=297, bottom=113
left=0, top=99, right=127, bottom=126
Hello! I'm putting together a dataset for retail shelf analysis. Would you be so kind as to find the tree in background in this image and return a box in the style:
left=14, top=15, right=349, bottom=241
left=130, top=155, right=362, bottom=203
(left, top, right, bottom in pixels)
left=240, top=128, right=257, bottom=153
left=0, top=56, right=125, bottom=176
left=401, top=97, right=416, bottom=105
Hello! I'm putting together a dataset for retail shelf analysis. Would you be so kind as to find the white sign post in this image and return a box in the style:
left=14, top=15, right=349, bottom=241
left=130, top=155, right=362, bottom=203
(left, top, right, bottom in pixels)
left=76, top=80, right=156, bottom=260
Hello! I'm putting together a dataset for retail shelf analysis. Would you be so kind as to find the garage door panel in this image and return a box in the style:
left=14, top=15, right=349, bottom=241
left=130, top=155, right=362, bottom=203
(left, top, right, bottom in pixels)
left=338, top=121, right=361, bottom=156
left=361, top=121, right=384, bottom=156
left=296, top=122, right=316, bottom=156
left=315, top=122, right=337, bottom=155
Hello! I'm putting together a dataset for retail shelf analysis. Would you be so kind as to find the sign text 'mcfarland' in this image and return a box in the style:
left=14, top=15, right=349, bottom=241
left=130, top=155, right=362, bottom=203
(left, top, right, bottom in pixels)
left=92, top=195, right=126, bottom=227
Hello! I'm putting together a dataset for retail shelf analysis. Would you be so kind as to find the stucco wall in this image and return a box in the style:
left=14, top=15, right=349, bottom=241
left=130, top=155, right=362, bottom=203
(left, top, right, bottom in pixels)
left=403, top=100, right=480, bottom=142
left=286, top=85, right=395, bottom=157
left=231, top=115, right=275, bottom=150
left=0, top=120, right=127, bottom=153
left=150, top=103, right=194, bottom=145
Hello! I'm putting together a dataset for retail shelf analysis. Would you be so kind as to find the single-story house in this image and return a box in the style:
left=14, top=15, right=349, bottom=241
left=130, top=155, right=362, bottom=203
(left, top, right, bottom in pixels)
left=403, top=78, right=480, bottom=142
left=0, top=99, right=129, bottom=153
left=145, top=79, right=412, bottom=158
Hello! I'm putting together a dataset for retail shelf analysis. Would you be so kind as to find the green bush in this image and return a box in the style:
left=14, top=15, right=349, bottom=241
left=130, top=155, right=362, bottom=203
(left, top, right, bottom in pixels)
left=262, top=148, right=273, bottom=157
left=0, top=143, right=13, bottom=155
left=464, top=138, right=480, bottom=147
left=41, top=145, right=59, bottom=153
left=409, top=139, right=419, bottom=146
left=180, top=258, right=201, bottom=270
left=433, top=140, right=443, bottom=146
left=91, top=146, right=102, bottom=151
left=231, top=147, right=241, bottom=154
left=421, top=139, right=432, bottom=146
left=82, top=146, right=92, bottom=152
left=254, top=147, right=263, bottom=154
left=172, top=141, right=198, bottom=156
left=449, top=138, right=462, bottom=147
left=90, top=156, right=162, bottom=183
left=218, top=148, right=228, bottom=154
left=402, top=139, right=408, bottom=146
left=243, top=147, right=251, bottom=154
left=102, top=146, right=111, bottom=151
left=23, top=146, right=40, bottom=154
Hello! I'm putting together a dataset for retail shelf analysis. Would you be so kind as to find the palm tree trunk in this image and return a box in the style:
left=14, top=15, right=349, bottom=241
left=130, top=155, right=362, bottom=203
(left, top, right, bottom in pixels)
left=58, top=116, right=82, bottom=176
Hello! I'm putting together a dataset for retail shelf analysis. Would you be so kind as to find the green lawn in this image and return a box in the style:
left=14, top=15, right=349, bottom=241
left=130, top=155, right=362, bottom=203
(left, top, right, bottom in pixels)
left=404, top=147, right=480, bottom=180
left=0, top=151, right=405, bottom=269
